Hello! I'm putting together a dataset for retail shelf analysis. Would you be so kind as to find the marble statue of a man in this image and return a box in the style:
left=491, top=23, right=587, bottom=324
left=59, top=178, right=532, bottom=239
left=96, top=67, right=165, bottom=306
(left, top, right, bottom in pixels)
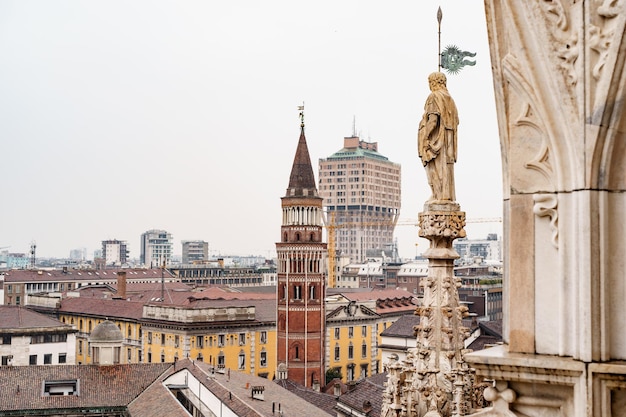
left=418, top=72, right=459, bottom=202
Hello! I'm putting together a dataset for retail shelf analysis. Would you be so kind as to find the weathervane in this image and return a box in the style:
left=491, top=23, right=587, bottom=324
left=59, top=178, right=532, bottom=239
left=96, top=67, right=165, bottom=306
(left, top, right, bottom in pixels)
left=436, top=6, right=477, bottom=75
left=298, top=103, right=305, bottom=127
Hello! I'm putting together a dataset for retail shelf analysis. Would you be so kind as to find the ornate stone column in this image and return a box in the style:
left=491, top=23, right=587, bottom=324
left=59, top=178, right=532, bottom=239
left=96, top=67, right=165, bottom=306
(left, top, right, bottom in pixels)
left=464, top=1, right=626, bottom=416
left=382, top=72, right=478, bottom=417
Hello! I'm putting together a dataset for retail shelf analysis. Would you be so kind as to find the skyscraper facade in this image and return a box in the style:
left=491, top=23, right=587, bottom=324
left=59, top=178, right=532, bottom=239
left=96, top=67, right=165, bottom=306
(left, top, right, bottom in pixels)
left=140, top=230, right=172, bottom=267
left=275, top=121, right=326, bottom=389
left=319, top=136, right=401, bottom=263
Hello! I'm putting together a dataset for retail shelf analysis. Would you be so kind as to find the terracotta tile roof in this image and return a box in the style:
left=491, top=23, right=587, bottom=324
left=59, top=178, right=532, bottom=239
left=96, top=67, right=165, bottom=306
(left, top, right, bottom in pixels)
left=127, top=367, right=188, bottom=417
left=286, top=126, right=319, bottom=196
left=380, top=314, right=420, bottom=338
left=75, top=283, right=193, bottom=304
left=337, top=288, right=416, bottom=302
left=336, top=373, right=387, bottom=416
left=467, top=321, right=503, bottom=350
left=274, top=379, right=336, bottom=415
left=0, top=358, right=336, bottom=416
left=186, top=359, right=331, bottom=417
left=59, top=297, right=145, bottom=321
left=0, top=306, right=73, bottom=331
left=479, top=320, right=503, bottom=337
left=182, top=298, right=277, bottom=323
left=467, top=335, right=502, bottom=351
left=194, top=286, right=276, bottom=300
left=0, top=363, right=171, bottom=413
left=3, top=268, right=176, bottom=283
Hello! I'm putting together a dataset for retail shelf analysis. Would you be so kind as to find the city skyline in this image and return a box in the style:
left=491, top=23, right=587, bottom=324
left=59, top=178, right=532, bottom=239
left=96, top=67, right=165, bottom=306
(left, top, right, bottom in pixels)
left=0, top=1, right=502, bottom=260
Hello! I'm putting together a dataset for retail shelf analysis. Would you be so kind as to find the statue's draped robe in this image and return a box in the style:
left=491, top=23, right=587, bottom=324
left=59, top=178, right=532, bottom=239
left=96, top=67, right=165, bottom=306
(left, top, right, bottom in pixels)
left=418, top=88, right=459, bottom=202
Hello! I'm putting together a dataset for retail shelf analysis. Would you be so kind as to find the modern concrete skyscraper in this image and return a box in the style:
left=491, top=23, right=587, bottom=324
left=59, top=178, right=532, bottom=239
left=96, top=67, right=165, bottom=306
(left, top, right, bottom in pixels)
left=181, top=240, right=208, bottom=264
left=275, top=119, right=326, bottom=389
left=319, top=135, right=401, bottom=264
left=140, top=229, right=173, bottom=267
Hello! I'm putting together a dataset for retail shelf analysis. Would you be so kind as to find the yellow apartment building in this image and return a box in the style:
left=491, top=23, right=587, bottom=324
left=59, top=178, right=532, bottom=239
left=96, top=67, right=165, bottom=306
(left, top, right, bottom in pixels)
left=140, top=298, right=277, bottom=379
left=57, top=297, right=144, bottom=365
left=325, top=288, right=417, bottom=382
left=35, top=285, right=416, bottom=385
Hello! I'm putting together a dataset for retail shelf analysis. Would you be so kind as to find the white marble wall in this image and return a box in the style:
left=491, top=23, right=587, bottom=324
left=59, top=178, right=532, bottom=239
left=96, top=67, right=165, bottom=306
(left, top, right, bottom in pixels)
left=466, top=1, right=626, bottom=416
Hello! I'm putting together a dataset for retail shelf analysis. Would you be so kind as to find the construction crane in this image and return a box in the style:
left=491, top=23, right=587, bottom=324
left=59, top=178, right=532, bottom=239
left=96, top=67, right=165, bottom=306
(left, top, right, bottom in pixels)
left=323, top=211, right=397, bottom=288
left=395, top=217, right=503, bottom=226
left=323, top=215, right=502, bottom=287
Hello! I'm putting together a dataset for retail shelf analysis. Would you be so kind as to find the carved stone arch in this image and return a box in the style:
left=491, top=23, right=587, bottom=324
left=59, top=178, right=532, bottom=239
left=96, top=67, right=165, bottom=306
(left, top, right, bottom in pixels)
left=590, top=44, right=626, bottom=191
left=502, top=54, right=562, bottom=193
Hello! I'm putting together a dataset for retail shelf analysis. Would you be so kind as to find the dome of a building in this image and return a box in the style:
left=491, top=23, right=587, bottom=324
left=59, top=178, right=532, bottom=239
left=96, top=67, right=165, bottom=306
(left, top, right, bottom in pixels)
left=89, top=320, right=123, bottom=343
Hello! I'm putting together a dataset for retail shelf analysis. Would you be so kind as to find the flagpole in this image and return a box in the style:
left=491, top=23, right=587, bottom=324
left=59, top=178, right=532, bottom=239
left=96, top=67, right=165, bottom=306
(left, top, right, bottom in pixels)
left=437, top=7, right=442, bottom=72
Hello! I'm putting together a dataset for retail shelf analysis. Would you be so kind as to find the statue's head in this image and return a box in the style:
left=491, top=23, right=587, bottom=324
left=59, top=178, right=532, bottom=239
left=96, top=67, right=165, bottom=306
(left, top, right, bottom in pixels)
left=428, top=72, right=447, bottom=91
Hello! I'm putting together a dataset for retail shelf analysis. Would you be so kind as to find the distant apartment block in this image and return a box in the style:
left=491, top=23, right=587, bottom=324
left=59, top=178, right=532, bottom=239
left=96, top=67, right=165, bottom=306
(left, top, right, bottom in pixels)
left=181, top=240, right=208, bottom=264
left=102, top=239, right=129, bottom=266
left=0, top=252, right=30, bottom=269
left=69, top=248, right=86, bottom=261
left=453, top=233, right=502, bottom=264
left=0, top=306, right=77, bottom=366
left=140, top=229, right=172, bottom=267
left=319, top=136, right=401, bottom=263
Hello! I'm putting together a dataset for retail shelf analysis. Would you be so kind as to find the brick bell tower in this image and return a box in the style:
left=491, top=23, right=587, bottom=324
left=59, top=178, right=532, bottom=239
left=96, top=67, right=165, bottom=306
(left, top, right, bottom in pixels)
left=276, top=110, right=326, bottom=389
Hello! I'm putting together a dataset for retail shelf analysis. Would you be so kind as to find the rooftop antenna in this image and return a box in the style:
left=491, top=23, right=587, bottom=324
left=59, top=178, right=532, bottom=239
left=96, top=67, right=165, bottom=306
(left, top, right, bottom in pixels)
left=352, top=115, right=357, bottom=137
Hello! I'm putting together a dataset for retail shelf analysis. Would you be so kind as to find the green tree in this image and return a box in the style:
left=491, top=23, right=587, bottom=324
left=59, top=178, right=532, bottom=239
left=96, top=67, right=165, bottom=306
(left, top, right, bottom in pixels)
left=326, top=367, right=343, bottom=384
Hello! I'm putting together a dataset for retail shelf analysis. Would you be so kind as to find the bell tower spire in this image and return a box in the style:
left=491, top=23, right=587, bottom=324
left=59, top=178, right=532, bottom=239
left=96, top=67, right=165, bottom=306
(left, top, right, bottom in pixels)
left=276, top=105, right=327, bottom=389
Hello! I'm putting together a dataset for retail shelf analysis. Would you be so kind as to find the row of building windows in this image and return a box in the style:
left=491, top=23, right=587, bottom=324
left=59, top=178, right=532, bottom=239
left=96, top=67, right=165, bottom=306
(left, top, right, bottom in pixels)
left=279, top=284, right=318, bottom=301
left=31, top=334, right=68, bottom=344
left=0, top=353, right=68, bottom=366
left=333, top=343, right=368, bottom=361
left=0, top=333, right=67, bottom=345
left=145, top=331, right=268, bottom=347
left=334, top=326, right=368, bottom=339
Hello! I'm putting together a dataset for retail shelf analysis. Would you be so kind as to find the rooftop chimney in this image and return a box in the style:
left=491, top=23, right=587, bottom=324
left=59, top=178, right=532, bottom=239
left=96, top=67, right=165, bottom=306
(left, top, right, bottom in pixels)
left=116, top=271, right=127, bottom=299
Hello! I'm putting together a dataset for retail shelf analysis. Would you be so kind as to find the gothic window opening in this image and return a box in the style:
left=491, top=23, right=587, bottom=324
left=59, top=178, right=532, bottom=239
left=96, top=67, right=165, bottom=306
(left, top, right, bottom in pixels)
left=294, top=344, right=301, bottom=360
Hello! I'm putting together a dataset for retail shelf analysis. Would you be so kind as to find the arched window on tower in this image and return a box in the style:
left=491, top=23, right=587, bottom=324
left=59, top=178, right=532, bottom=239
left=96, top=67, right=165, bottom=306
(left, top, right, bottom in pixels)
left=296, top=232, right=301, bottom=241
left=283, top=232, right=288, bottom=242
left=294, top=344, right=300, bottom=360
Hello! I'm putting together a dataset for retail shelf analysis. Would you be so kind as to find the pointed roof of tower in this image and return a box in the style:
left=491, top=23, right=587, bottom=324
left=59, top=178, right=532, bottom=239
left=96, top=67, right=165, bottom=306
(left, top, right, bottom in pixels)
left=285, top=125, right=319, bottom=198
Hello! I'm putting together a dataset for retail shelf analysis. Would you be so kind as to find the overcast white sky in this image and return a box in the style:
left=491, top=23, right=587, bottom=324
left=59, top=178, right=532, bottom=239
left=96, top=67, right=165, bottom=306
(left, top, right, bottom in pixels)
left=0, top=1, right=502, bottom=260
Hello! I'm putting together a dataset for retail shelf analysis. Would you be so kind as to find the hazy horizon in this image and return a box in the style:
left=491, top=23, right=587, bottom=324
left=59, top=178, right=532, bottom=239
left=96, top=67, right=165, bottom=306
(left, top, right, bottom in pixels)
left=1, top=1, right=502, bottom=260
